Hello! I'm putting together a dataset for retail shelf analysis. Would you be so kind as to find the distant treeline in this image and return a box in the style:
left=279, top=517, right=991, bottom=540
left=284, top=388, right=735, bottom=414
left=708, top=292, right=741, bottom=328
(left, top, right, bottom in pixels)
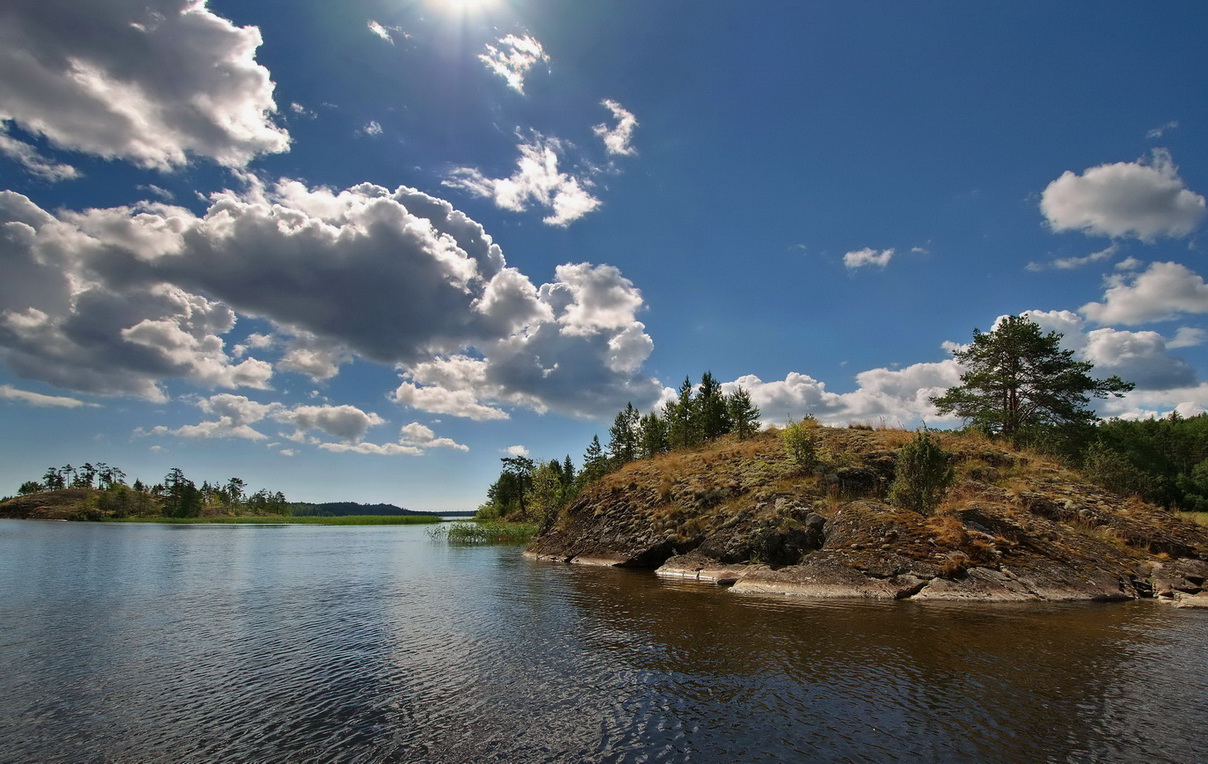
left=290, top=501, right=432, bottom=517
left=15, top=463, right=287, bottom=518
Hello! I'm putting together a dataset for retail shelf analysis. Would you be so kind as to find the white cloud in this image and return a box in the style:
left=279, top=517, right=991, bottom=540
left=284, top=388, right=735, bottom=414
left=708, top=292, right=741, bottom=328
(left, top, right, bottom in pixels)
left=0, top=182, right=657, bottom=419
left=445, top=134, right=601, bottom=226
left=1019, top=309, right=1194, bottom=391
left=392, top=381, right=510, bottom=421
left=0, top=0, right=289, bottom=170
left=0, top=127, right=79, bottom=181
left=399, top=422, right=468, bottom=451
left=1026, top=244, right=1118, bottom=272
left=593, top=100, right=638, bottom=156
left=505, top=445, right=529, bottom=457
left=1080, top=327, right=1194, bottom=390
left=843, top=247, right=894, bottom=269
left=282, top=404, right=384, bottom=442
left=150, top=419, right=267, bottom=441
left=478, top=34, right=549, bottom=94
left=0, top=384, right=95, bottom=408
left=392, top=263, right=660, bottom=419
left=367, top=21, right=406, bottom=44
left=316, top=421, right=466, bottom=456
left=549, top=263, right=645, bottom=336
left=724, top=359, right=962, bottom=429
left=1168, top=327, right=1205, bottom=350
left=0, top=197, right=273, bottom=400
left=362, top=121, right=383, bottom=137
left=1040, top=150, right=1206, bottom=240
left=1081, top=261, right=1208, bottom=325
left=320, top=441, right=423, bottom=456
left=1101, top=383, right=1208, bottom=421
left=1147, top=121, right=1179, bottom=140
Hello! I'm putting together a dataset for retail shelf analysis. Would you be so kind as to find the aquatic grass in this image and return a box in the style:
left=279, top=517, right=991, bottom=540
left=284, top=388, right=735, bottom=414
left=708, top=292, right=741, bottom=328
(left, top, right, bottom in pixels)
left=429, top=520, right=538, bottom=544
left=107, top=514, right=441, bottom=525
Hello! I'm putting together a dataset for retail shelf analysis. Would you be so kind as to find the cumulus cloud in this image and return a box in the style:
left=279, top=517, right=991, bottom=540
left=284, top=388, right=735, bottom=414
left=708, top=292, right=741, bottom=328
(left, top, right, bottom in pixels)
left=1040, top=150, right=1206, bottom=240
left=0, top=127, right=78, bottom=181
left=478, top=34, right=549, bottom=94
left=445, top=134, right=601, bottom=226
left=0, top=181, right=658, bottom=419
left=1101, top=383, right=1208, bottom=421
left=0, top=193, right=274, bottom=400
left=0, top=0, right=289, bottom=170
left=1018, top=310, right=1194, bottom=391
left=723, top=359, right=963, bottom=429
left=282, top=404, right=384, bottom=442
left=276, top=333, right=353, bottom=381
left=399, top=422, right=468, bottom=451
left=1081, top=261, right=1208, bottom=325
left=392, top=263, right=660, bottom=419
left=593, top=100, right=638, bottom=156
left=362, top=121, right=383, bottom=137
left=843, top=248, right=894, bottom=269
left=505, top=445, right=529, bottom=457
left=1168, top=327, right=1205, bottom=350
left=0, top=384, right=96, bottom=408
left=1026, top=244, right=1118, bottom=272
left=317, top=422, right=465, bottom=456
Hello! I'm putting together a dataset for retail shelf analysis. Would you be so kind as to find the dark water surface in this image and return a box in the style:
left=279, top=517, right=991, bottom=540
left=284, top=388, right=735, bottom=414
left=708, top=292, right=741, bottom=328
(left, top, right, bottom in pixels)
left=2, top=519, right=1206, bottom=763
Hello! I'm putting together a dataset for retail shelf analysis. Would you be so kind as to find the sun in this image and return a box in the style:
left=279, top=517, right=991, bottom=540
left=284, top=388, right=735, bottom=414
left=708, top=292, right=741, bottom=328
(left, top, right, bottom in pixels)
left=428, top=0, right=499, bottom=13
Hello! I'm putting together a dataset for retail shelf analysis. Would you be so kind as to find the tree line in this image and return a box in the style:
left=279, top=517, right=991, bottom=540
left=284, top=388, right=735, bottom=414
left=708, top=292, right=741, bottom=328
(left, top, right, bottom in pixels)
left=478, top=372, right=761, bottom=524
left=927, top=314, right=1208, bottom=511
left=16, top=464, right=288, bottom=518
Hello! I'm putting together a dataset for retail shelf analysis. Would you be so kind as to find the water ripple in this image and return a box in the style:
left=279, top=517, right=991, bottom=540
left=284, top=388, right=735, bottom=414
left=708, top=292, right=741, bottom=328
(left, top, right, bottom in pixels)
left=1, top=520, right=1206, bottom=763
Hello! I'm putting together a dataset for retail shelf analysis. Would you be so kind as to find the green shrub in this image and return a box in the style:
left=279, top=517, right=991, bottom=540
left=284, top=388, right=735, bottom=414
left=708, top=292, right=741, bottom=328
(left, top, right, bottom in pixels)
left=781, top=416, right=821, bottom=471
left=889, top=430, right=955, bottom=514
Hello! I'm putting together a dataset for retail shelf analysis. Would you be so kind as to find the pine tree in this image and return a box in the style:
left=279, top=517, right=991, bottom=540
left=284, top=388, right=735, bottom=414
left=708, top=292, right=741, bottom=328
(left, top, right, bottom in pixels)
left=932, top=314, right=1133, bottom=445
left=638, top=412, right=669, bottom=458
left=581, top=435, right=610, bottom=485
left=697, top=371, right=731, bottom=441
left=665, top=376, right=698, bottom=449
left=607, top=402, right=641, bottom=466
left=725, top=387, right=761, bottom=439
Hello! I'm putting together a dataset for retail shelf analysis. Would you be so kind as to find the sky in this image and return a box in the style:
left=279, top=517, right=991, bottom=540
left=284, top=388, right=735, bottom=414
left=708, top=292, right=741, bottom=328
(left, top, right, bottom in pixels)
left=2, top=1, right=1208, bottom=510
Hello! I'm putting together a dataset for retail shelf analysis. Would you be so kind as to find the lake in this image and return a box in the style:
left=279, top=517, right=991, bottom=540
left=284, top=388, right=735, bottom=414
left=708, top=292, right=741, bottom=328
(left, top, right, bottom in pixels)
left=1, top=519, right=1206, bottom=763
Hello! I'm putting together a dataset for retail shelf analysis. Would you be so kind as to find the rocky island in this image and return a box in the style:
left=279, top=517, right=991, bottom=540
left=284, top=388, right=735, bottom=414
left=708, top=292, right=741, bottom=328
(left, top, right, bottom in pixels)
left=527, top=427, right=1208, bottom=606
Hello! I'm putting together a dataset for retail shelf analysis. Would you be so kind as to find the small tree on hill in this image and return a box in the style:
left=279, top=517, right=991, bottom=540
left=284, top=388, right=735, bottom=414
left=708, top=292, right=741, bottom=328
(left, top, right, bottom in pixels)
left=697, top=372, right=731, bottom=441
left=607, top=403, right=640, bottom=467
left=726, top=387, right=761, bottom=439
left=888, top=430, right=956, bottom=515
left=932, top=314, right=1133, bottom=445
left=781, top=416, right=821, bottom=471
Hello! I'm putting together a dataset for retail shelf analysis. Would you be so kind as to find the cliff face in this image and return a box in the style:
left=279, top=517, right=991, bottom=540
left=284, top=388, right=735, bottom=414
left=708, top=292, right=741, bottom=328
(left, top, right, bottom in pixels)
left=527, top=429, right=1208, bottom=605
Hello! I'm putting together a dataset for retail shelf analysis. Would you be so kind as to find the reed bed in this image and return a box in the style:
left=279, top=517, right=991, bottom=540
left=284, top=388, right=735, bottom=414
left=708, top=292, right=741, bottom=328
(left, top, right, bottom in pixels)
left=429, top=520, right=539, bottom=544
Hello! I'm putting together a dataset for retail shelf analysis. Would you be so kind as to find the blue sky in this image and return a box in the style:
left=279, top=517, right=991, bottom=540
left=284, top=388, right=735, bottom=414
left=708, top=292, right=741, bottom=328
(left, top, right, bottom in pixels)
left=2, top=1, right=1208, bottom=510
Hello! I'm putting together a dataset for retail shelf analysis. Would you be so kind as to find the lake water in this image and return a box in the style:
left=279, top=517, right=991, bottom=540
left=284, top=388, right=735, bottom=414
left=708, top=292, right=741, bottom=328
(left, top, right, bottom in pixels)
left=2, top=519, right=1206, bottom=763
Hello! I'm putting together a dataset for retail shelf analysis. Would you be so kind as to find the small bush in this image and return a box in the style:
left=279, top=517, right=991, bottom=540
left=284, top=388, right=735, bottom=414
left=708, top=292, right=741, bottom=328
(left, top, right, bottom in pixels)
left=781, top=416, right=821, bottom=471
left=888, top=430, right=955, bottom=515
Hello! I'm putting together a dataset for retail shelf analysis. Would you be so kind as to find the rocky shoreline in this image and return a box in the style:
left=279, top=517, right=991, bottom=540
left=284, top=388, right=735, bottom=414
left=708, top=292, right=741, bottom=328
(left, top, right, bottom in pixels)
left=527, top=429, right=1208, bottom=607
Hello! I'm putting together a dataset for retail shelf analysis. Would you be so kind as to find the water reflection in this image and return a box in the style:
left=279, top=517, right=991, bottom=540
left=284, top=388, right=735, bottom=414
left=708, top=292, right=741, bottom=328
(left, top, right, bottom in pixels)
left=0, top=520, right=1204, bottom=763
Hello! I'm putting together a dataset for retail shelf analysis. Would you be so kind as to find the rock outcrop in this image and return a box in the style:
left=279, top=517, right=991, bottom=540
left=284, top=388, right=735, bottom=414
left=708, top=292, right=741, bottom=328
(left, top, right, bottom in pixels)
left=526, top=429, right=1208, bottom=602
